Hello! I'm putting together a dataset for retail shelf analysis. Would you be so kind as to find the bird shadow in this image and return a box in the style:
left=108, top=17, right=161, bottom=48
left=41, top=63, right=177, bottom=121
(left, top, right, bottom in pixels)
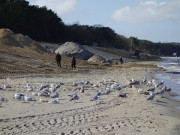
left=155, top=99, right=167, bottom=104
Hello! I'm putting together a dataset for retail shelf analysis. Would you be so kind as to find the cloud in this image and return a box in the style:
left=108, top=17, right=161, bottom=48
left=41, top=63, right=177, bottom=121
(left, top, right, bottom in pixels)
left=111, top=0, right=180, bottom=23
left=32, top=0, right=77, bottom=17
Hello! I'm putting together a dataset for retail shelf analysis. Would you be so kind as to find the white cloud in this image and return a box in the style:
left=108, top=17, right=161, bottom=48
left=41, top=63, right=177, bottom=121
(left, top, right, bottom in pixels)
left=32, top=0, right=77, bottom=17
left=111, top=0, right=180, bottom=23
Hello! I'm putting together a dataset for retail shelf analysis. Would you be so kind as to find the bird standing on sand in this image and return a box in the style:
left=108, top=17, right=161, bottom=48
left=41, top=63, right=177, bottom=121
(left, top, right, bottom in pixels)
left=4, top=84, right=11, bottom=89
left=147, top=87, right=156, bottom=92
left=157, top=81, right=164, bottom=87
left=48, top=98, right=60, bottom=104
left=0, top=95, right=7, bottom=101
left=27, top=84, right=33, bottom=91
left=49, top=87, right=56, bottom=93
left=24, top=94, right=36, bottom=101
left=147, top=92, right=155, bottom=100
left=14, top=93, right=24, bottom=100
left=70, top=93, right=79, bottom=102
left=0, top=86, right=4, bottom=90
left=142, top=77, right=147, bottom=83
left=96, top=90, right=102, bottom=97
left=156, top=86, right=166, bottom=97
left=39, top=84, right=44, bottom=90
left=73, top=82, right=78, bottom=86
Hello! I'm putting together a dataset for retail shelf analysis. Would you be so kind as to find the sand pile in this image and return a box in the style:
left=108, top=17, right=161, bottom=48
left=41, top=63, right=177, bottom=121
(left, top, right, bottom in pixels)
left=0, top=28, right=46, bottom=52
left=87, top=55, right=106, bottom=63
left=55, top=42, right=93, bottom=60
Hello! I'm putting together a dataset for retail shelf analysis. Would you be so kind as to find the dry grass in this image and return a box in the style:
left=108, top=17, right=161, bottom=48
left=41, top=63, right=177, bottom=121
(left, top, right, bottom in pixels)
left=0, top=44, right=161, bottom=77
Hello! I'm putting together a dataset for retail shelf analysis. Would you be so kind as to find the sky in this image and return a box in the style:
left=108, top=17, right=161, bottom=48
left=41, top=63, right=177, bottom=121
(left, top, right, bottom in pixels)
left=27, top=0, right=180, bottom=43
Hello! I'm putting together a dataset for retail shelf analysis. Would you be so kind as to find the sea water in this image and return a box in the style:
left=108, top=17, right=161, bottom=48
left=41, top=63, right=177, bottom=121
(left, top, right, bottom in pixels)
left=155, top=57, right=180, bottom=101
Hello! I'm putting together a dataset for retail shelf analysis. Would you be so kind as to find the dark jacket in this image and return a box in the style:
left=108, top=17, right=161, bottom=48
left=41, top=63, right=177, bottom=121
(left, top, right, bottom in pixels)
left=56, top=53, right=61, bottom=61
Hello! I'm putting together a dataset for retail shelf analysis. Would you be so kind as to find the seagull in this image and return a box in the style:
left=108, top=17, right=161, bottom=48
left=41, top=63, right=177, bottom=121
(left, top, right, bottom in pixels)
left=49, top=87, right=56, bottom=93
left=91, top=95, right=99, bottom=101
left=32, top=91, right=38, bottom=96
left=130, top=79, right=139, bottom=85
left=38, top=92, right=50, bottom=97
left=60, top=82, right=64, bottom=85
left=73, top=82, right=78, bottom=86
left=39, top=85, right=44, bottom=90
left=56, top=84, right=61, bottom=89
left=147, top=92, right=155, bottom=100
left=137, top=88, right=144, bottom=94
left=70, top=93, right=79, bottom=102
left=4, top=84, right=11, bottom=89
left=43, top=84, right=49, bottom=88
left=24, top=94, right=36, bottom=101
left=116, top=85, right=122, bottom=90
left=111, top=84, right=115, bottom=90
left=48, top=98, right=60, bottom=104
left=147, top=87, right=156, bottom=92
left=0, top=95, right=7, bottom=101
left=27, top=84, right=33, bottom=91
left=114, top=82, right=119, bottom=87
left=146, top=81, right=153, bottom=86
left=14, top=93, right=24, bottom=100
left=157, top=81, right=164, bottom=87
left=51, top=92, right=59, bottom=98
left=104, top=86, right=112, bottom=95
left=79, top=81, right=84, bottom=85
left=156, top=86, right=167, bottom=97
left=119, top=93, right=127, bottom=98
left=80, top=86, right=85, bottom=93
left=85, top=81, right=90, bottom=85
left=142, top=77, right=147, bottom=83
left=39, top=97, right=48, bottom=102
left=91, top=95, right=100, bottom=104
left=50, top=83, right=55, bottom=88
left=0, top=86, right=4, bottom=90
left=96, top=90, right=102, bottom=97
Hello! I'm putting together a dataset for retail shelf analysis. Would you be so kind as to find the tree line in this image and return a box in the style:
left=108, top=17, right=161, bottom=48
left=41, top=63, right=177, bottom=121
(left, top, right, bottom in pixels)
left=0, top=0, right=179, bottom=56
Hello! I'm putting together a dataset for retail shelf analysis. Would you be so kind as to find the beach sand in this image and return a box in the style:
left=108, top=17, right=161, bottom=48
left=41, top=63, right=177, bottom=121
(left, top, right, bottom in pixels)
left=0, top=65, right=180, bottom=135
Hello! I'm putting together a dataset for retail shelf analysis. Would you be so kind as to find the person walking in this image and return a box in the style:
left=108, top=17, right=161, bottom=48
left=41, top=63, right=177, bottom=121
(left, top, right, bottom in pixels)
left=56, top=52, right=61, bottom=67
left=71, top=55, right=76, bottom=69
left=120, top=56, right=124, bottom=64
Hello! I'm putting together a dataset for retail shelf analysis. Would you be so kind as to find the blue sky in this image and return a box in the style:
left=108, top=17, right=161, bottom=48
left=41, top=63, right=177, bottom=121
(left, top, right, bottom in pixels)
left=28, top=0, right=180, bottom=43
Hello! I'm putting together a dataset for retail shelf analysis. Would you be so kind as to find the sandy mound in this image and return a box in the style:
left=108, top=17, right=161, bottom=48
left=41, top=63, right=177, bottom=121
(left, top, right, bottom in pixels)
left=87, top=55, right=106, bottom=63
left=55, top=42, right=93, bottom=60
left=0, top=28, right=47, bottom=52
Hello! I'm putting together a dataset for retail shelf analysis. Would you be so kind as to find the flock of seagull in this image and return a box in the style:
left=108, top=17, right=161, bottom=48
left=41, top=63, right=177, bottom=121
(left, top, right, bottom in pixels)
left=0, top=77, right=171, bottom=105
left=131, top=77, right=171, bottom=100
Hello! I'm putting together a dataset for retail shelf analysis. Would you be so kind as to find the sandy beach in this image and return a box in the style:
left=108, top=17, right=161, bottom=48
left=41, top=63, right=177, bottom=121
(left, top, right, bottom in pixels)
left=0, top=65, right=180, bottom=135
left=0, top=28, right=180, bottom=135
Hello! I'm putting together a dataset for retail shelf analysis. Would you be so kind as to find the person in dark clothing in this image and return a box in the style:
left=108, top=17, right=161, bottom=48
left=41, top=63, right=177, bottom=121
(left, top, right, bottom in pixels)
left=120, top=56, right=124, bottom=64
left=71, top=55, right=76, bottom=69
left=56, top=52, right=61, bottom=67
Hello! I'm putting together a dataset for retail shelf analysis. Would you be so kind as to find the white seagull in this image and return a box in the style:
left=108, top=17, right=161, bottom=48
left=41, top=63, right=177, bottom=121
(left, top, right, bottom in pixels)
left=24, top=94, right=36, bottom=101
left=70, top=93, right=79, bottom=102
left=49, top=87, right=56, bottom=93
left=156, top=86, right=166, bottom=97
left=14, top=93, right=24, bottom=100
left=147, top=92, right=155, bottom=100
left=48, top=98, right=60, bottom=104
